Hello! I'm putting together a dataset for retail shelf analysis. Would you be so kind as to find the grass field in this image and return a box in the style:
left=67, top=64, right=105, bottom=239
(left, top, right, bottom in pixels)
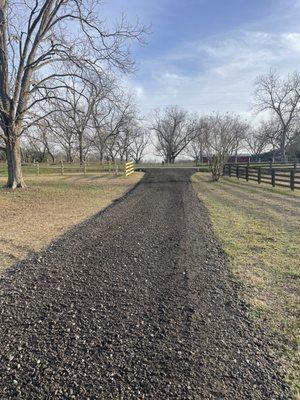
left=0, top=172, right=143, bottom=274
left=192, top=173, right=300, bottom=397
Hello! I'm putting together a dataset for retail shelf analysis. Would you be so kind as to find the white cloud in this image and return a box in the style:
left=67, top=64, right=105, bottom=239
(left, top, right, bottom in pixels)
left=123, top=1, right=300, bottom=160
left=134, top=85, right=145, bottom=99
left=132, top=26, right=300, bottom=118
left=281, top=32, right=300, bottom=51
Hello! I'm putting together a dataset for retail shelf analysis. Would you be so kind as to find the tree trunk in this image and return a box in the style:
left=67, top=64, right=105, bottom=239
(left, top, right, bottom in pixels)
left=45, top=143, right=55, bottom=163
left=5, top=137, right=26, bottom=189
left=78, top=131, right=83, bottom=166
left=166, top=154, right=175, bottom=163
left=211, top=164, right=221, bottom=181
left=235, top=149, right=238, bottom=164
left=199, top=146, right=203, bottom=164
left=210, top=156, right=222, bottom=181
left=280, top=142, right=286, bottom=162
left=48, top=151, right=55, bottom=164
left=66, top=148, right=73, bottom=163
left=99, top=150, right=104, bottom=164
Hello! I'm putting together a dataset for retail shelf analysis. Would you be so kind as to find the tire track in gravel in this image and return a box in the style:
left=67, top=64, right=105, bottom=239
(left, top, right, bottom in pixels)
left=0, top=169, right=289, bottom=399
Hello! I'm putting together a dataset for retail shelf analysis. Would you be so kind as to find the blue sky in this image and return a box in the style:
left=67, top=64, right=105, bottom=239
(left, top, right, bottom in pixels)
left=103, top=0, right=300, bottom=119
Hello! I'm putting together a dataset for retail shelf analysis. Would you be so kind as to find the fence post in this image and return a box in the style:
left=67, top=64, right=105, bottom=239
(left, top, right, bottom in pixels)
left=290, top=169, right=295, bottom=191
left=258, top=167, right=261, bottom=184
left=294, top=161, right=297, bottom=169
left=228, top=164, right=231, bottom=177
left=236, top=165, right=239, bottom=179
left=60, top=160, right=64, bottom=176
left=246, top=165, right=249, bottom=181
left=271, top=169, right=275, bottom=187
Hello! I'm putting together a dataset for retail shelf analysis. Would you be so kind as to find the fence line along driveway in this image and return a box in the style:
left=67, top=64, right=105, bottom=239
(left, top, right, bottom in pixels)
left=0, top=169, right=288, bottom=399
left=224, top=162, right=300, bottom=190
left=0, top=161, right=132, bottom=177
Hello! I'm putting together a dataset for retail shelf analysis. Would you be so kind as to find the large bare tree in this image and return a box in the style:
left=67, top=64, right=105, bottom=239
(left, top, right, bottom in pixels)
left=24, top=121, right=55, bottom=163
left=244, top=123, right=271, bottom=162
left=129, top=129, right=148, bottom=164
left=254, top=70, right=300, bottom=162
left=152, top=106, right=199, bottom=163
left=0, top=0, right=146, bottom=188
left=203, top=113, right=248, bottom=181
left=115, top=103, right=140, bottom=162
left=187, top=117, right=208, bottom=164
left=89, top=93, right=134, bottom=162
left=43, top=103, right=77, bottom=162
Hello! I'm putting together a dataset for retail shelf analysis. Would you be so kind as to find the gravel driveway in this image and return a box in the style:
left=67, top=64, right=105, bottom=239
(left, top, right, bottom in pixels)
left=0, top=169, right=289, bottom=399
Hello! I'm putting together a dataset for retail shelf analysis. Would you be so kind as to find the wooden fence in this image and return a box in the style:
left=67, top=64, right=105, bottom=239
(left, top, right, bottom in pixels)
left=223, top=163, right=300, bottom=191
left=125, top=161, right=135, bottom=176
left=0, top=161, right=136, bottom=178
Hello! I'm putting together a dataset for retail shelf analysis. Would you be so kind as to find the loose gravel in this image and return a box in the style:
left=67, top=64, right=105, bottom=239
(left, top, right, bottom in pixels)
left=0, top=169, right=289, bottom=399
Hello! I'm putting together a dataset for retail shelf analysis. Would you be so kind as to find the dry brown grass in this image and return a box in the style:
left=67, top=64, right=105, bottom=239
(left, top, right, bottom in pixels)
left=0, top=173, right=143, bottom=274
left=192, top=173, right=300, bottom=397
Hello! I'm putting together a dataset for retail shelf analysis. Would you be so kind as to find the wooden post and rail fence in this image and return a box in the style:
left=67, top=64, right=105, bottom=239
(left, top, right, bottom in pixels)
left=0, top=161, right=136, bottom=178
left=223, top=162, right=300, bottom=191
left=124, top=161, right=135, bottom=176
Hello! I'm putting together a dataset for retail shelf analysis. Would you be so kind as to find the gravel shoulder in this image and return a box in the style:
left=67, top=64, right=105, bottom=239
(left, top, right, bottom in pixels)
left=0, top=169, right=289, bottom=399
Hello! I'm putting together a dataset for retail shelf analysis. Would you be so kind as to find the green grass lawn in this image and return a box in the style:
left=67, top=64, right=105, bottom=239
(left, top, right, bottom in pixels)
left=192, top=172, right=300, bottom=398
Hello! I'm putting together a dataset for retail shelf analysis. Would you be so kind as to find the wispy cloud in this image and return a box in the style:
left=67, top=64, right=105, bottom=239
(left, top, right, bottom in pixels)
left=127, top=1, right=300, bottom=120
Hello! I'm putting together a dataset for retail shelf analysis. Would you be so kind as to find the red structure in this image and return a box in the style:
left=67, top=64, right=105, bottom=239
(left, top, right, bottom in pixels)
left=202, top=155, right=250, bottom=164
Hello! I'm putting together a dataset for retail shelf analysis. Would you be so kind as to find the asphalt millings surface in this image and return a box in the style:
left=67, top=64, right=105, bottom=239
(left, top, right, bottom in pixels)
left=0, top=169, right=289, bottom=399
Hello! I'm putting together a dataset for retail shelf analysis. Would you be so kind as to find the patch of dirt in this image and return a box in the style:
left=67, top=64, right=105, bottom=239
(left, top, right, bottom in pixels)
left=0, top=169, right=289, bottom=399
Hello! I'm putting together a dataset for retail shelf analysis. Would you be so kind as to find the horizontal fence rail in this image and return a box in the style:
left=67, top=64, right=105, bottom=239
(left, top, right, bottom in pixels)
left=125, top=161, right=135, bottom=176
left=0, top=161, right=136, bottom=178
left=224, top=163, right=300, bottom=191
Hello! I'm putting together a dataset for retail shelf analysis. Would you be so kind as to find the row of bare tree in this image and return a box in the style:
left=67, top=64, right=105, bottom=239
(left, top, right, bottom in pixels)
left=151, top=107, right=248, bottom=180
left=21, top=80, right=149, bottom=166
left=151, top=70, right=300, bottom=180
left=1, top=1, right=299, bottom=188
left=0, top=0, right=147, bottom=188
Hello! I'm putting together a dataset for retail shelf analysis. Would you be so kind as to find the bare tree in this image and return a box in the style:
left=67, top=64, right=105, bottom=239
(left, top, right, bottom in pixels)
left=0, top=131, right=6, bottom=159
left=116, top=128, right=134, bottom=162
left=203, top=113, right=248, bottom=181
left=254, top=70, right=300, bottom=162
left=244, top=124, right=270, bottom=162
left=130, top=129, right=149, bottom=163
left=263, top=119, right=282, bottom=162
left=24, top=123, right=56, bottom=163
left=152, top=106, right=199, bottom=163
left=288, top=130, right=300, bottom=160
left=43, top=102, right=78, bottom=163
left=67, top=77, right=93, bottom=165
left=64, top=72, right=118, bottom=165
left=0, top=0, right=146, bottom=188
left=187, top=117, right=208, bottom=164
left=89, top=94, right=135, bottom=162
left=115, top=105, right=140, bottom=162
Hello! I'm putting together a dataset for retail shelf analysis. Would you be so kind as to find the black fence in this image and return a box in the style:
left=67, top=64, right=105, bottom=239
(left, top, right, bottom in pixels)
left=223, top=163, right=300, bottom=191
